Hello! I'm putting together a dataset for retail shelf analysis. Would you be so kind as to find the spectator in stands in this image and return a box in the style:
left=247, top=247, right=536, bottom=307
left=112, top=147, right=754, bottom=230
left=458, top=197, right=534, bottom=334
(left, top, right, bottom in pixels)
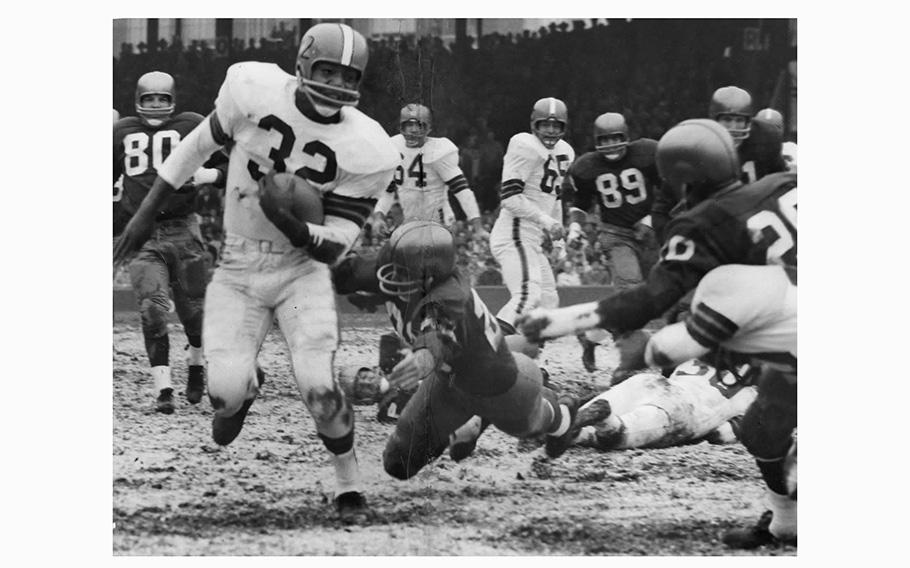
left=556, top=260, right=582, bottom=287
left=581, top=258, right=611, bottom=285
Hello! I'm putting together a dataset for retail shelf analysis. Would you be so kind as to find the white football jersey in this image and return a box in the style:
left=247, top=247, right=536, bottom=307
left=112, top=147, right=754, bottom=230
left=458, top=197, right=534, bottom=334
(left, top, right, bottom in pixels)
left=494, top=132, right=574, bottom=236
left=387, top=134, right=464, bottom=224
left=212, top=62, right=399, bottom=242
left=689, top=264, right=797, bottom=370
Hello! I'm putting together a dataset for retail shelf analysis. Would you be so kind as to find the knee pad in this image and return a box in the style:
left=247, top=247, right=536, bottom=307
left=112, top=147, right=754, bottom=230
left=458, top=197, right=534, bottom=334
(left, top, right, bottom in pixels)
left=139, top=293, right=172, bottom=337
left=207, top=358, right=258, bottom=416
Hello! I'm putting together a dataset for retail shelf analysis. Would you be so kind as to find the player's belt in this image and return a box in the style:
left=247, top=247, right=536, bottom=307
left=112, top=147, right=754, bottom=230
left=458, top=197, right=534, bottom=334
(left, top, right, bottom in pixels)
left=224, top=234, right=294, bottom=254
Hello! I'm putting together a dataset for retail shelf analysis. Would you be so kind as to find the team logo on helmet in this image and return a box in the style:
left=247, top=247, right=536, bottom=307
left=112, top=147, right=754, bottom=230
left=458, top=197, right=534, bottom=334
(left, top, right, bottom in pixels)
left=656, top=118, right=741, bottom=208
left=135, top=71, right=176, bottom=126
left=593, top=112, right=629, bottom=160
left=297, top=23, right=369, bottom=112
left=530, top=97, right=568, bottom=149
left=709, top=86, right=753, bottom=147
left=400, top=104, right=432, bottom=148
left=377, top=221, right=456, bottom=298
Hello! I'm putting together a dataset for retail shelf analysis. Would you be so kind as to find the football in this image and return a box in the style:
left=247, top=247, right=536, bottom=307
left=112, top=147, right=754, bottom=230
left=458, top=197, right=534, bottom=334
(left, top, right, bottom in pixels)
left=269, top=172, right=325, bottom=224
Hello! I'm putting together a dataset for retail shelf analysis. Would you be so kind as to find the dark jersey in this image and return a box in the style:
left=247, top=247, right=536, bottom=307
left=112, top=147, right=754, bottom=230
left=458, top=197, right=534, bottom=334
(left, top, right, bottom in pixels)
left=597, top=171, right=797, bottom=334
left=113, top=112, right=212, bottom=220
left=651, top=119, right=787, bottom=240
left=333, top=255, right=518, bottom=396
left=564, top=139, right=659, bottom=229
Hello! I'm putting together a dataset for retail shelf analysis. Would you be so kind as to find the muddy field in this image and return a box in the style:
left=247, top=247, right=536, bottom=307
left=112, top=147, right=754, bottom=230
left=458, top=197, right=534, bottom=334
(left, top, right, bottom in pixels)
left=112, top=312, right=795, bottom=556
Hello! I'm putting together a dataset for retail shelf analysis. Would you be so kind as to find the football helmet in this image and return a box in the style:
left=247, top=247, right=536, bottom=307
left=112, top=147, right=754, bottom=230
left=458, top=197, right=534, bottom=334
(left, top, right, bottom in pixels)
left=709, top=86, right=753, bottom=146
left=530, top=97, right=568, bottom=149
left=755, top=107, right=784, bottom=132
left=656, top=119, right=741, bottom=207
left=377, top=221, right=456, bottom=298
left=400, top=103, right=432, bottom=148
left=297, top=23, right=368, bottom=112
left=135, top=71, right=176, bottom=126
left=593, top=112, right=629, bottom=160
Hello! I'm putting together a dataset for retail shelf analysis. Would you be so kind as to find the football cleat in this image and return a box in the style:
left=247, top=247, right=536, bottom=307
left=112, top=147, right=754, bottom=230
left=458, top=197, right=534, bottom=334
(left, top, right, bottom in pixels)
left=579, top=335, right=597, bottom=372
left=155, top=387, right=175, bottom=414
left=545, top=395, right=613, bottom=458
left=722, top=510, right=797, bottom=549
left=186, top=365, right=205, bottom=404
left=448, top=416, right=491, bottom=462
left=211, top=367, right=265, bottom=446
left=334, top=491, right=369, bottom=524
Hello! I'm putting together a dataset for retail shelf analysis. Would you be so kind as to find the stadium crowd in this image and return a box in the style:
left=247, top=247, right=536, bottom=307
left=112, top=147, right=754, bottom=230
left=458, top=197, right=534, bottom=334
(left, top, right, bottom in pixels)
left=114, top=19, right=790, bottom=288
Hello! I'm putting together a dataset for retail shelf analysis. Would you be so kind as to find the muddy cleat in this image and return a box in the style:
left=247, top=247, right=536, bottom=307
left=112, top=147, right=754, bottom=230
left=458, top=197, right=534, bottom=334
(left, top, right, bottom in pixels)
left=579, top=337, right=597, bottom=372
left=335, top=491, right=369, bottom=524
left=211, top=367, right=266, bottom=446
left=722, top=511, right=797, bottom=549
left=449, top=416, right=491, bottom=462
left=186, top=365, right=205, bottom=404
left=156, top=388, right=175, bottom=414
left=545, top=395, right=614, bottom=459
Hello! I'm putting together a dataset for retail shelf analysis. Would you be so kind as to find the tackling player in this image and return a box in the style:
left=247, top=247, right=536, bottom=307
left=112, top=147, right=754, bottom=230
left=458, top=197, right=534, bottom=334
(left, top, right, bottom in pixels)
left=113, top=23, right=399, bottom=522
left=333, top=221, right=611, bottom=477
left=563, top=112, right=661, bottom=371
left=113, top=71, right=226, bottom=414
left=489, top=97, right=575, bottom=337
left=518, top=120, right=797, bottom=548
left=643, top=263, right=797, bottom=549
left=652, top=86, right=788, bottom=240
left=373, top=104, right=488, bottom=240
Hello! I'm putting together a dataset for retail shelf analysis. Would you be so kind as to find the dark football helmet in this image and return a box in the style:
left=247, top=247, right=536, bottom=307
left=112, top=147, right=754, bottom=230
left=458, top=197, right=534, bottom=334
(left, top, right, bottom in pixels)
left=296, top=23, right=368, bottom=112
left=135, top=71, right=176, bottom=126
left=593, top=112, right=629, bottom=160
left=400, top=103, right=432, bottom=148
left=656, top=119, right=741, bottom=207
left=377, top=221, right=456, bottom=298
left=709, top=86, right=753, bottom=146
left=530, top=97, right=568, bottom=149
left=755, top=107, right=784, bottom=132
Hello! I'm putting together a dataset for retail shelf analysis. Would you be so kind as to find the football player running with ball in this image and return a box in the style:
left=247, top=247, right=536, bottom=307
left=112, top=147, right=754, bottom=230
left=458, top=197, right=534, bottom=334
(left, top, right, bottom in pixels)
left=374, top=104, right=488, bottom=240
left=490, top=97, right=575, bottom=338
left=113, top=71, right=227, bottom=414
left=114, top=23, right=399, bottom=522
left=333, top=221, right=611, bottom=478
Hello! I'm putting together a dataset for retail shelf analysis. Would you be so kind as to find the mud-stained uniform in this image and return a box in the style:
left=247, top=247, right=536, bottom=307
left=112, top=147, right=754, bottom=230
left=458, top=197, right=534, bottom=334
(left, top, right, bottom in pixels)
left=652, top=118, right=787, bottom=241
left=113, top=112, right=223, bottom=350
left=376, top=135, right=479, bottom=226
left=564, top=139, right=660, bottom=286
left=576, top=359, right=757, bottom=450
left=490, top=133, right=574, bottom=326
left=155, top=62, right=399, bottom=418
left=332, top=255, right=562, bottom=480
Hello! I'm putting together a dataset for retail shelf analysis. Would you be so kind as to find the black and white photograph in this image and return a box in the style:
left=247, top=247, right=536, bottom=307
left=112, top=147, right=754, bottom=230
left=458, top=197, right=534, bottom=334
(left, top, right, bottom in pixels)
left=108, top=14, right=803, bottom=556
left=5, top=4, right=897, bottom=561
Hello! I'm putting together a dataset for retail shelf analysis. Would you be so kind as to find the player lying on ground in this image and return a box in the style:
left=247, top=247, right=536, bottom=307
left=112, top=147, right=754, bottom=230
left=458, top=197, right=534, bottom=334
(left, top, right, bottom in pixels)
left=571, top=359, right=756, bottom=451
left=332, top=221, right=612, bottom=479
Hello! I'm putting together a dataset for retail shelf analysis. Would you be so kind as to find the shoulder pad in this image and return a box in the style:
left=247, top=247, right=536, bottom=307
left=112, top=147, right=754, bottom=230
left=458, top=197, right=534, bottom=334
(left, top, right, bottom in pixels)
left=554, top=139, right=575, bottom=158
left=508, top=132, right=547, bottom=160
left=632, top=138, right=659, bottom=155
left=223, top=62, right=292, bottom=115
left=415, top=276, right=468, bottom=321
left=171, top=111, right=205, bottom=127
left=568, top=151, right=601, bottom=179
left=335, top=108, right=401, bottom=175
left=389, top=134, right=407, bottom=152
left=421, top=137, right=459, bottom=164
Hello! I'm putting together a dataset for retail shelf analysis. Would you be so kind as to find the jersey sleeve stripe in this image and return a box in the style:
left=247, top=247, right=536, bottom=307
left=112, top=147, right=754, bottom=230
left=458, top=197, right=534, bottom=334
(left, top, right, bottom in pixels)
left=323, top=192, right=377, bottom=227
left=445, top=174, right=470, bottom=194
left=685, top=302, right=739, bottom=348
left=208, top=112, right=231, bottom=146
left=501, top=178, right=525, bottom=199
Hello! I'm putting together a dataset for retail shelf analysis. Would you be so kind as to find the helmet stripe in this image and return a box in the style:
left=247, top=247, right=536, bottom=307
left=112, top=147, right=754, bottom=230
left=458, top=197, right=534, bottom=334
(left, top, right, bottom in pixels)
left=548, top=97, right=556, bottom=115
left=339, top=24, right=354, bottom=66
